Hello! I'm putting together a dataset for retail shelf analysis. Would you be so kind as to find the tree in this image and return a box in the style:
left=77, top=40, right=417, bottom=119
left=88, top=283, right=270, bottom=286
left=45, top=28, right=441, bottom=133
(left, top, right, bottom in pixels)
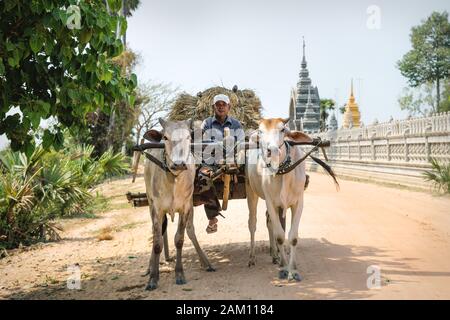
left=133, top=82, right=179, bottom=145
left=103, top=0, right=140, bottom=152
left=79, top=49, right=140, bottom=157
left=0, top=0, right=137, bottom=156
left=398, top=80, right=448, bottom=116
left=440, top=79, right=450, bottom=112
left=319, top=99, right=335, bottom=131
left=397, top=11, right=450, bottom=112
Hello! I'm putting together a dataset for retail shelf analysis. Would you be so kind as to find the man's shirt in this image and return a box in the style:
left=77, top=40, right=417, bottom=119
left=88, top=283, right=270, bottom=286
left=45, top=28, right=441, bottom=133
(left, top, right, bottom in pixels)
left=201, top=115, right=245, bottom=142
left=200, top=115, right=245, bottom=166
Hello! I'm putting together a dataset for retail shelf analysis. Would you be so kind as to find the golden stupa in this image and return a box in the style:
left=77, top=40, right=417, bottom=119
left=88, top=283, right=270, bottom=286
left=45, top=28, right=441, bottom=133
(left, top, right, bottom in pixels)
left=342, top=79, right=361, bottom=128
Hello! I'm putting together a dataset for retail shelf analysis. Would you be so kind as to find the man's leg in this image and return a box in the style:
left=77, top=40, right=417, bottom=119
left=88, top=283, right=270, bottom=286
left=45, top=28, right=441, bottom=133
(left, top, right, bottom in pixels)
left=204, top=190, right=221, bottom=233
left=197, top=166, right=222, bottom=233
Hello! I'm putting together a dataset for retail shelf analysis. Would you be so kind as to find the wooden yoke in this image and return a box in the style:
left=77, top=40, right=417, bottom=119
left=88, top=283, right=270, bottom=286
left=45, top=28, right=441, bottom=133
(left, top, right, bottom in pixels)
left=132, top=138, right=145, bottom=183
left=221, top=128, right=231, bottom=210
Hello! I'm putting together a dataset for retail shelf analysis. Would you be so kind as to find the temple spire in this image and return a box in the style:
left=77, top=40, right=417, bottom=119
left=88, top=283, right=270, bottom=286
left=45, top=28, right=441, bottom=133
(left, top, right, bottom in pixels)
left=302, top=37, right=306, bottom=62
left=301, top=36, right=306, bottom=66
left=294, top=37, right=320, bottom=133
left=351, top=78, right=354, bottom=97
left=342, top=79, right=361, bottom=129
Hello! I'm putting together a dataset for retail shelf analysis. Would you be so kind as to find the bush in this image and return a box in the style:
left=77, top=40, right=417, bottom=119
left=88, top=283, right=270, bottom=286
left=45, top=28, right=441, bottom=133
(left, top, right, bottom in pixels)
left=0, top=145, right=129, bottom=249
left=423, top=158, right=450, bottom=193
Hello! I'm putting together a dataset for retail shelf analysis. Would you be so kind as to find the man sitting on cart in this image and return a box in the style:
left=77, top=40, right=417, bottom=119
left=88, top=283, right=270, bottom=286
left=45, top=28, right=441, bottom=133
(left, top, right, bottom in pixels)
left=196, top=94, right=245, bottom=234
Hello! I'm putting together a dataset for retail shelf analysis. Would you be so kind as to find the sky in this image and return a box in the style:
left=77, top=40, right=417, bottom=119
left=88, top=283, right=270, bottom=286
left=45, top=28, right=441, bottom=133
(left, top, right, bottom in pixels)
left=1, top=0, right=449, bottom=149
left=126, top=0, right=450, bottom=125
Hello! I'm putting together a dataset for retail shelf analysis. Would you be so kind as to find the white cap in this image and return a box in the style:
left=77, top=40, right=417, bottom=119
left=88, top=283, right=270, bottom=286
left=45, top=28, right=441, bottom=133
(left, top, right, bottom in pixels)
left=213, top=94, right=230, bottom=105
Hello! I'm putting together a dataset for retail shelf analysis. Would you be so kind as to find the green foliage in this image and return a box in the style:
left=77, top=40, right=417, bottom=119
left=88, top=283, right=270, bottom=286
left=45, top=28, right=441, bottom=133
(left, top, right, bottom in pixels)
left=398, top=79, right=450, bottom=116
left=440, top=81, right=450, bottom=112
left=74, top=50, right=140, bottom=157
left=397, top=11, right=450, bottom=109
left=122, top=0, right=141, bottom=17
left=398, top=81, right=437, bottom=116
left=0, top=0, right=136, bottom=155
left=423, top=158, right=450, bottom=193
left=0, top=143, right=130, bottom=248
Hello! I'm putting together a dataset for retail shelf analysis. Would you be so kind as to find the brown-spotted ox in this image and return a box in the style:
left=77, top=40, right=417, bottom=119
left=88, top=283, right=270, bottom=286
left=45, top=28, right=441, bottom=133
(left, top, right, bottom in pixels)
left=144, top=118, right=214, bottom=291
left=246, top=118, right=313, bottom=281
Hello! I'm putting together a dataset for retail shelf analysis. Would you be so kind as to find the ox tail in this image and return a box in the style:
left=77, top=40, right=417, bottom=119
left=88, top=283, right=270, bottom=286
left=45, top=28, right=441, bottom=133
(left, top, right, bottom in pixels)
left=309, top=155, right=340, bottom=191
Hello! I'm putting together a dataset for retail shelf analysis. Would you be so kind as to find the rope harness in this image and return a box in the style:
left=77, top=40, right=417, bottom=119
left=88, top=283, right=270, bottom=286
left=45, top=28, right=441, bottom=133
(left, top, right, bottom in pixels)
left=142, top=149, right=188, bottom=177
left=134, top=136, right=338, bottom=188
left=257, top=137, right=322, bottom=176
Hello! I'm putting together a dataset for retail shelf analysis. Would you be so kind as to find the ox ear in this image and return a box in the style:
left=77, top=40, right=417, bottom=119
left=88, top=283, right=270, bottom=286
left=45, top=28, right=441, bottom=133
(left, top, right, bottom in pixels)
left=282, top=117, right=290, bottom=124
left=143, top=129, right=163, bottom=142
left=285, top=130, right=313, bottom=143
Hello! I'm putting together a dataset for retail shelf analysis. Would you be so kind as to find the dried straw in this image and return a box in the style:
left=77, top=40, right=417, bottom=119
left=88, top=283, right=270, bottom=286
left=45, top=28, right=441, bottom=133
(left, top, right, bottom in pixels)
left=167, top=86, right=262, bottom=129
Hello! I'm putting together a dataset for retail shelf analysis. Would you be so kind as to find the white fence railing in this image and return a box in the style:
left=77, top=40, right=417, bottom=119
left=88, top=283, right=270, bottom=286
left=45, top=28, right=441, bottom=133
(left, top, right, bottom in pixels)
left=316, top=112, right=450, bottom=166
left=311, top=112, right=450, bottom=187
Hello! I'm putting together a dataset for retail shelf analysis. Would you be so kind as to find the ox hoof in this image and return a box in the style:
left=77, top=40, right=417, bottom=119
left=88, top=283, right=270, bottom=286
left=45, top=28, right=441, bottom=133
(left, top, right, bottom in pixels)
left=248, top=258, right=256, bottom=268
left=176, top=275, right=187, bottom=285
left=288, top=271, right=302, bottom=282
left=272, top=257, right=280, bottom=265
left=145, top=279, right=158, bottom=291
left=206, top=266, right=216, bottom=272
left=165, top=257, right=174, bottom=262
left=278, top=269, right=289, bottom=279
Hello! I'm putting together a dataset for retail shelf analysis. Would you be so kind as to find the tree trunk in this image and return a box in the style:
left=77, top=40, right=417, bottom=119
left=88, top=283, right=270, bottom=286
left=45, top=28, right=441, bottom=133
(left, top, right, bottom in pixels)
left=6, top=205, right=14, bottom=226
left=105, top=0, right=110, bottom=14
left=122, top=0, right=127, bottom=49
left=107, top=109, right=116, bottom=149
left=436, top=77, right=441, bottom=113
left=136, top=128, right=141, bottom=145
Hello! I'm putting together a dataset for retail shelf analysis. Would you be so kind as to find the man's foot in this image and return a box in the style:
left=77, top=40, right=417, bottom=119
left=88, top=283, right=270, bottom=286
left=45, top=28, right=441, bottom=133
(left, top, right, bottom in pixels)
left=206, top=217, right=218, bottom=234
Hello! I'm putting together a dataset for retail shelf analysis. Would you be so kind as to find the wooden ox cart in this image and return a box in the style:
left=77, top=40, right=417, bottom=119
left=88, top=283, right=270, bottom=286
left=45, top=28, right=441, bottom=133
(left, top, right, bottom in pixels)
left=126, top=132, right=332, bottom=210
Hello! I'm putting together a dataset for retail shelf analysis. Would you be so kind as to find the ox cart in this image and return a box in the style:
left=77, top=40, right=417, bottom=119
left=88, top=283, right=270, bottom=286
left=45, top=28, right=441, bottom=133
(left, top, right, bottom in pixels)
left=126, top=132, right=333, bottom=211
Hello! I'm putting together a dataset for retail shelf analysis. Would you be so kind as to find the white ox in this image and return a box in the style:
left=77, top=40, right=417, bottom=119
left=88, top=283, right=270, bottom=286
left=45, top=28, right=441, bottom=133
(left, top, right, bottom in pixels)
left=143, top=119, right=214, bottom=291
left=246, top=118, right=314, bottom=281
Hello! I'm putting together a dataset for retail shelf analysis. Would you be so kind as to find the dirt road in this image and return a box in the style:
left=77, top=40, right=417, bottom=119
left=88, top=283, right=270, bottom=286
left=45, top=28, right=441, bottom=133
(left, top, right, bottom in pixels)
left=1, top=172, right=449, bottom=300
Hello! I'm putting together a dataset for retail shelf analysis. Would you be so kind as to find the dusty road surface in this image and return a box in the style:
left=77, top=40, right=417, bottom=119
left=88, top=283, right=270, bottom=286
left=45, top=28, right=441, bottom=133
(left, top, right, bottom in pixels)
left=1, top=171, right=450, bottom=300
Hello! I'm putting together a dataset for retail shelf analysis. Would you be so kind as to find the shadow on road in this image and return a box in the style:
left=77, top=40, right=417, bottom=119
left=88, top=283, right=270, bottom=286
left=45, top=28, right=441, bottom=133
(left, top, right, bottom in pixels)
left=4, top=237, right=430, bottom=300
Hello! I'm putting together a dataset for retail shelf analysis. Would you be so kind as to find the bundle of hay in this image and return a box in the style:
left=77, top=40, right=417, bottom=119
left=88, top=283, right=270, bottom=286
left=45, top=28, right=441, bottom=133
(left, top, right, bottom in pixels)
left=167, top=86, right=262, bottom=129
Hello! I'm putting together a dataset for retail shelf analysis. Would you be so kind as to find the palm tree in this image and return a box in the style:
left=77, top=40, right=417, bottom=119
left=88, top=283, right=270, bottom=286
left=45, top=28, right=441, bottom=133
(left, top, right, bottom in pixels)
left=423, top=158, right=450, bottom=193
